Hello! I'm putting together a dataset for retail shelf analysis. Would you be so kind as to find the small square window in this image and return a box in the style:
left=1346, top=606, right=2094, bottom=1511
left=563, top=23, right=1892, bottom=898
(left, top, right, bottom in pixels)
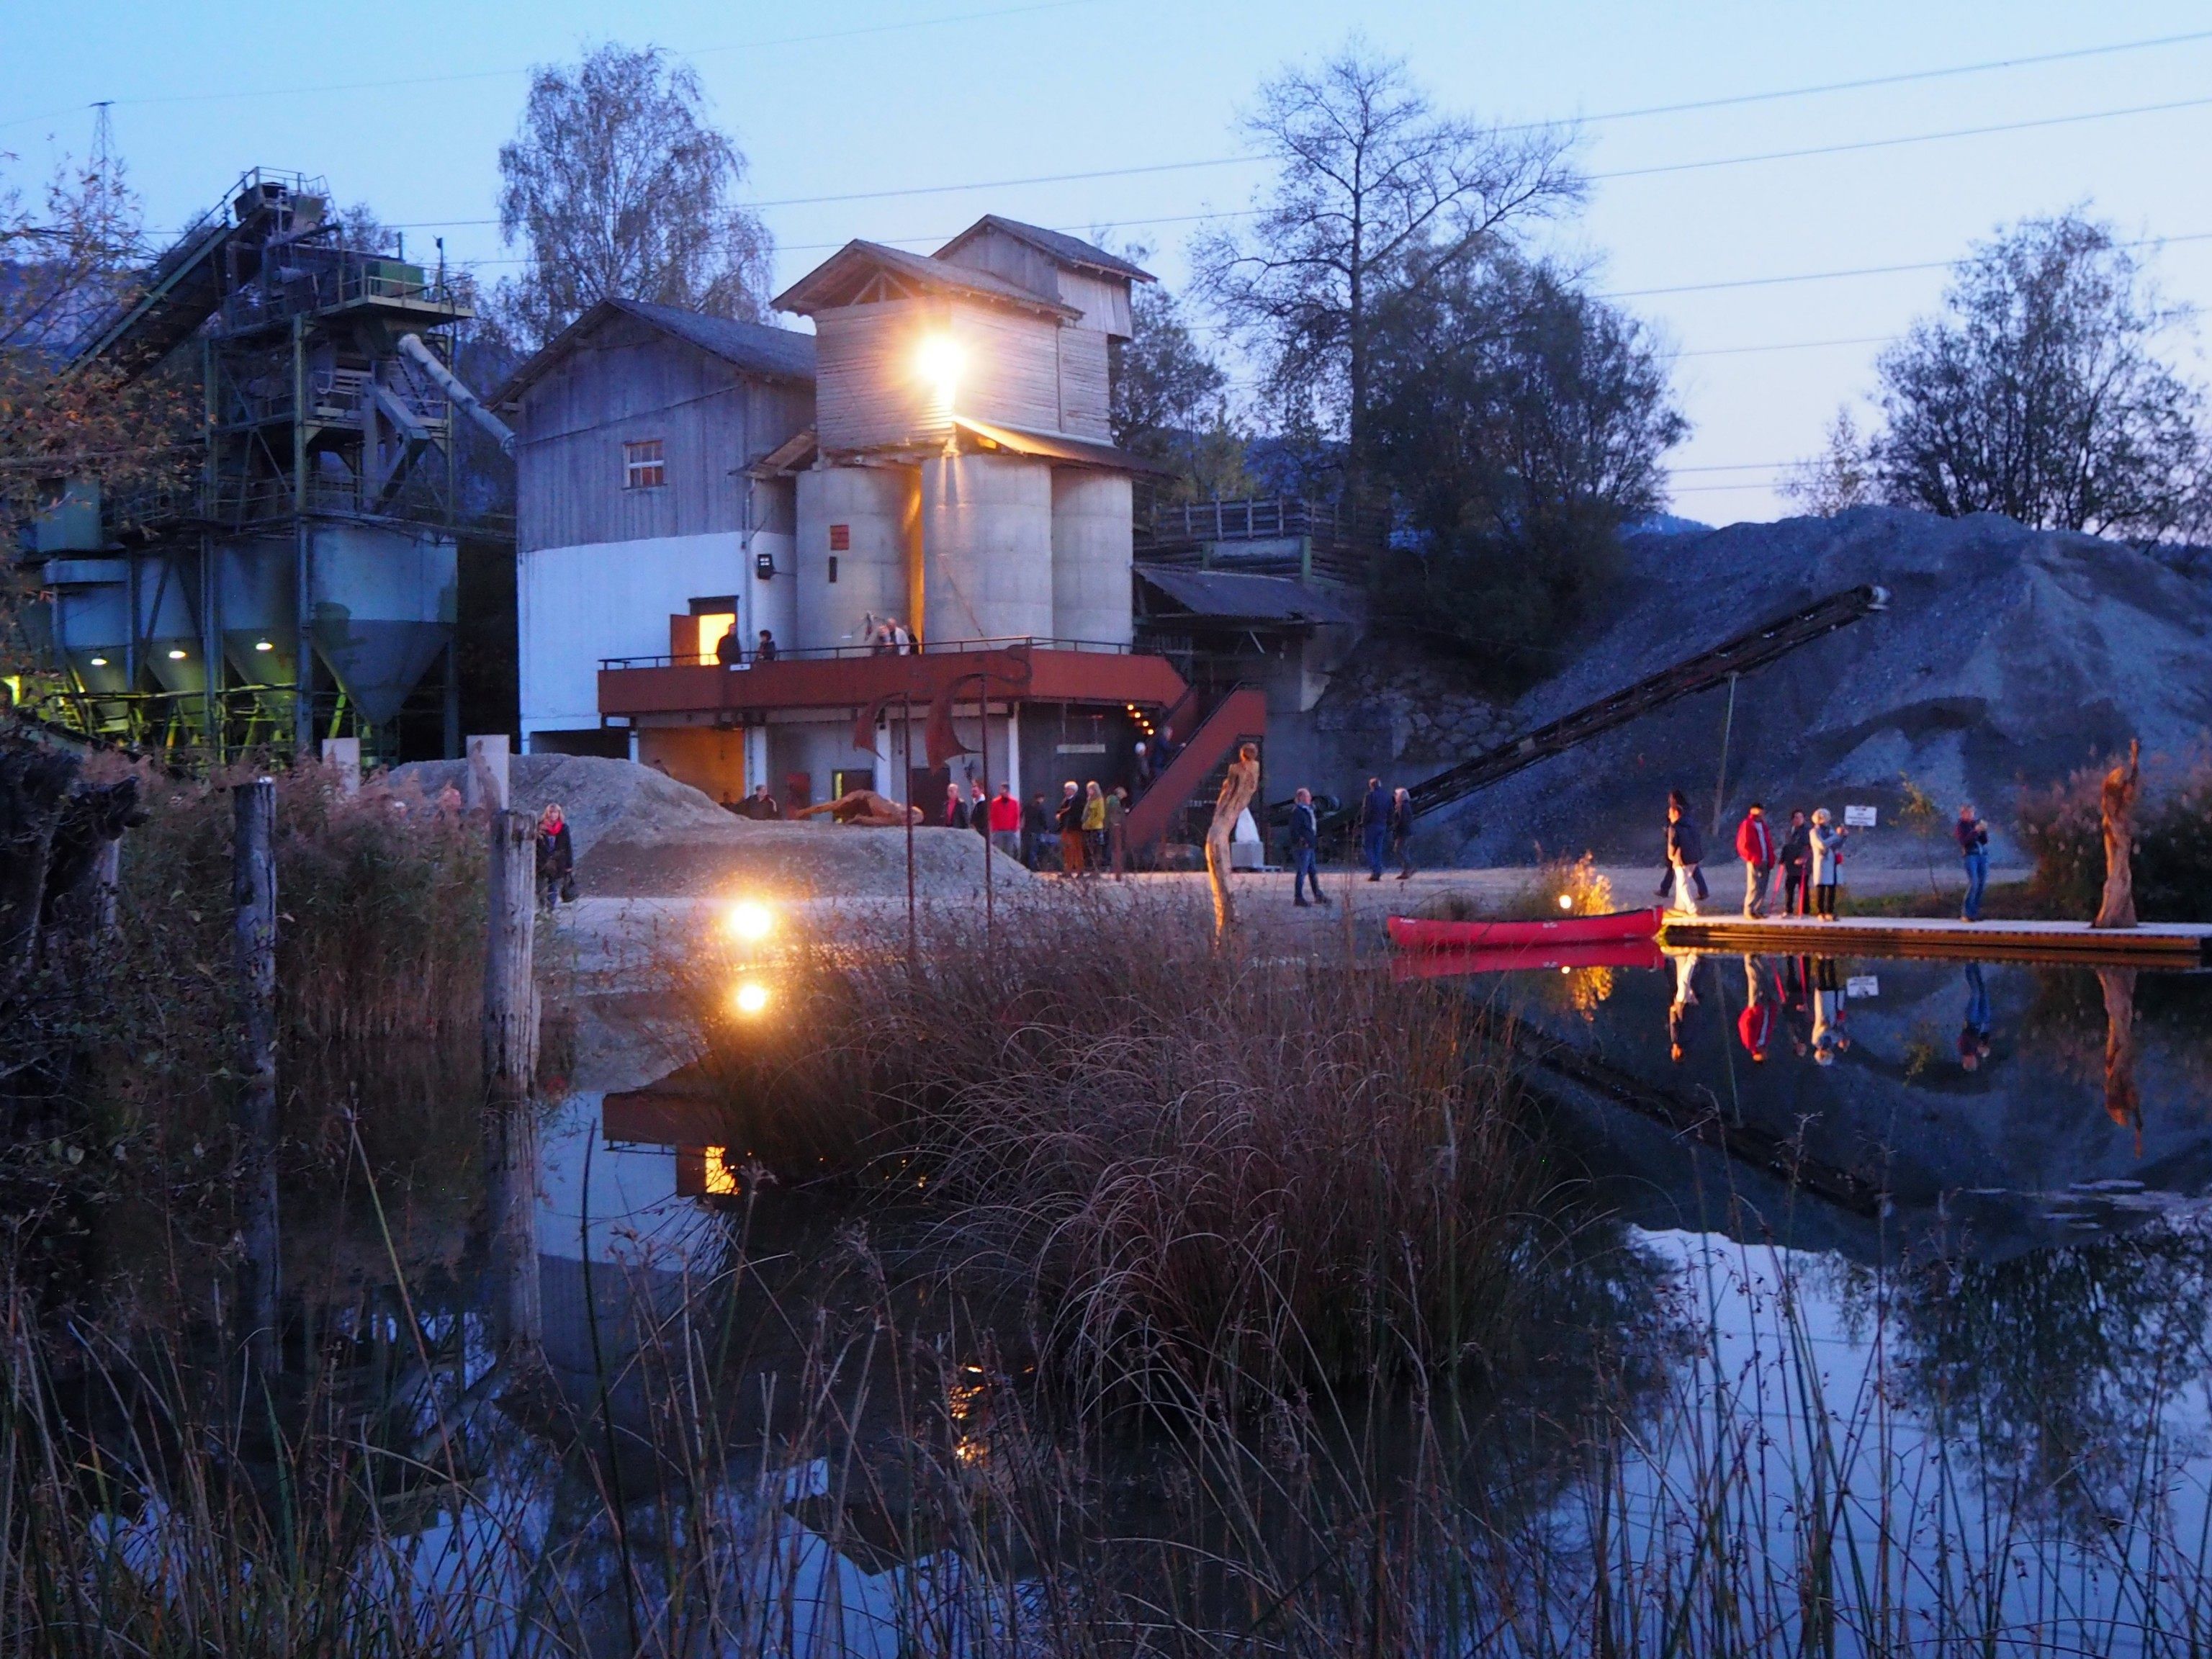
left=623, top=439, right=666, bottom=490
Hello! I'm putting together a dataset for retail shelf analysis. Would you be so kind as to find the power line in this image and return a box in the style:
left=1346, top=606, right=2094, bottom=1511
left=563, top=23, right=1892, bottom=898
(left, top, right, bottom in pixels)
left=0, top=0, right=1107, bottom=130
left=1600, top=229, right=2212, bottom=300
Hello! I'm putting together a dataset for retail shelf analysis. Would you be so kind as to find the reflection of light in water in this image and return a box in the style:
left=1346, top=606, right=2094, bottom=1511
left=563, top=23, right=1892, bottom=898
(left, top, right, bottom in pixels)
left=724, top=899, right=774, bottom=942
left=703, top=1146, right=738, bottom=1195
left=732, top=981, right=770, bottom=1017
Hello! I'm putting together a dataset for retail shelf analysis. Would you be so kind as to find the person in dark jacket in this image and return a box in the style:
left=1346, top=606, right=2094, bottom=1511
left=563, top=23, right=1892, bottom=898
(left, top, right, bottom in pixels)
left=1389, top=786, right=1416, bottom=881
left=1662, top=792, right=1705, bottom=915
left=1021, top=793, right=1050, bottom=868
left=535, top=802, right=573, bottom=909
left=755, top=629, right=778, bottom=662
left=1956, top=802, right=1991, bottom=921
left=1359, top=777, right=1392, bottom=882
left=943, top=783, right=968, bottom=830
left=1288, top=786, right=1331, bottom=907
left=714, top=627, right=741, bottom=668
left=1777, top=809, right=1812, bottom=914
left=969, top=782, right=990, bottom=840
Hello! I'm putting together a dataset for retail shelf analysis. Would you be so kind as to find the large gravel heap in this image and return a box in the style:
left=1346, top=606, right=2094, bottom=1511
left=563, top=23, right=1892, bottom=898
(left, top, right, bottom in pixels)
left=1444, top=508, right=2212, bottom=868
left=392, top=755, right=1031, bottom=898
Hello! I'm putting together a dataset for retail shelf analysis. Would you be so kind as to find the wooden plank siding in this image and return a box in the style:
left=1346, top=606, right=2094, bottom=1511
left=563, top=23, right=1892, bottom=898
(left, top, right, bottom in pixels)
left=1056, top=327, right=1110, bottom=439
left=814, top=297, right=1069, bottom=452
left=515, top=318, right=814, bottom=552
left=935, top=228, right=1134, bottom=338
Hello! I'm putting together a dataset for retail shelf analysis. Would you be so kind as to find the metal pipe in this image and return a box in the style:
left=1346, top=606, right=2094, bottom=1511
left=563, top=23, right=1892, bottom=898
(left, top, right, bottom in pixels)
left=397, top=333, right=516, bottom=457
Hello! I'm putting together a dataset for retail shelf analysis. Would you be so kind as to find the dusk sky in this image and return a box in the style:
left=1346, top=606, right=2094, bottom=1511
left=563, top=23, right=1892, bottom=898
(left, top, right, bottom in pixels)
left=6, top=1, right=2209, bottom=522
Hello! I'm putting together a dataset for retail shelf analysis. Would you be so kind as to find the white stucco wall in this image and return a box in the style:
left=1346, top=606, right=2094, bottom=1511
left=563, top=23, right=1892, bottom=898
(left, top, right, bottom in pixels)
left=518, top=530, right=795, bottom=739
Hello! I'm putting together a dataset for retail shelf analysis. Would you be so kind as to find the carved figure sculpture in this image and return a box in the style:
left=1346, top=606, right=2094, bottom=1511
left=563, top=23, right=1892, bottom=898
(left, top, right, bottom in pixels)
left=1205, top=742, right=1262, bottom=936
left=793, top=789, right=925, bottom=827
left=2094, top=739, right=2141, bottom=929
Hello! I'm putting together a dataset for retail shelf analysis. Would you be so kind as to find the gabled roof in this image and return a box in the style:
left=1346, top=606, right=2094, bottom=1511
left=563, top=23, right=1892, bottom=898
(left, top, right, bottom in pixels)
left=934, top=216, right=1156, bottom=284
left=1135, top=566, right=1355, bottom=626
left=772, top=240, right=1079, bottom=320
left=494, top=297, right=815, bottom=405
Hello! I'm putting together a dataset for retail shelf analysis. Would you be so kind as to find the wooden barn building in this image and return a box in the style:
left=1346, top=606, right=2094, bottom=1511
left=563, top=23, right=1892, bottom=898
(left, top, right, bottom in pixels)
left=501, top=215, right=1267, bottom=845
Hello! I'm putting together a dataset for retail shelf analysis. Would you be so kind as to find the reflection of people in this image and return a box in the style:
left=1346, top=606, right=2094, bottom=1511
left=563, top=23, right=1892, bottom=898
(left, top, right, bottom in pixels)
left=1810, top=958, right=1849, bottom=1065
left=1736, top=955, right=1773, bottom=1061
left=1959, top=962, right=1993, bottom=1071
left=1780, top=956, right=1813, bottom=1058
left=1668, top=952, right=1700, bottom=1063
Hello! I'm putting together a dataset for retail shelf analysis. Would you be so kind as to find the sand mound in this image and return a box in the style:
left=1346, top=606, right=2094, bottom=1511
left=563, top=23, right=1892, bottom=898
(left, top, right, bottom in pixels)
left=390, top=755, right=1032, bottom=898
left=1444, top=508, right=2212, bottom=868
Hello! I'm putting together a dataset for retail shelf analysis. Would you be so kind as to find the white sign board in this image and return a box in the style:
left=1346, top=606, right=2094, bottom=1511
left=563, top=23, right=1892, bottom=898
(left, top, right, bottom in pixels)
left=1844, top=804, right=1879, bottom=827
left=1846, top=975, right=1880, bottom=999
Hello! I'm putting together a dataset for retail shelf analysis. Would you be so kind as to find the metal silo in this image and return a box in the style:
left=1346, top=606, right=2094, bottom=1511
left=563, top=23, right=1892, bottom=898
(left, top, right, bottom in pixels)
left=1051, top=470, right=1133, bottom=647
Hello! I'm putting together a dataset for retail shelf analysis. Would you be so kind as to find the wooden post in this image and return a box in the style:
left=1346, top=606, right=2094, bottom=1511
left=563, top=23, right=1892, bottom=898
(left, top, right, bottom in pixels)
left=483, top=808, right=541, bottom=1355
left=232, top=777, right=280, bottom=1376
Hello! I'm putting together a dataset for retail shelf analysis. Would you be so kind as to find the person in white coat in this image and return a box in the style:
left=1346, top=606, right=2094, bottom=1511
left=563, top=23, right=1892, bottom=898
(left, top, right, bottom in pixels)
left=1808, top=808, right=1850, bottom=920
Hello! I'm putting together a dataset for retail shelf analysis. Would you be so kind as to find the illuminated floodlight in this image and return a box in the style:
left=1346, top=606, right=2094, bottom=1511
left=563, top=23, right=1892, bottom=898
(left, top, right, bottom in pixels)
left=166, top=647, right=187, bottom=660
left=732, top=981, right=770, bottom=1017
left=724, top=900, right=774, bottom=943
left=88, top=656, right=108, bottom=667
left=254, top=639, right=274, bottom=652
left=1557, top=894, right=1574, bottom=911
left=916, top=334, right=964, bottom=399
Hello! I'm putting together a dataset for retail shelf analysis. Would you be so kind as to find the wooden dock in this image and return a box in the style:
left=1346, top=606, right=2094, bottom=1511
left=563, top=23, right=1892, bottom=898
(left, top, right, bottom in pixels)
left=1660, top=913, right=2212, bottom=968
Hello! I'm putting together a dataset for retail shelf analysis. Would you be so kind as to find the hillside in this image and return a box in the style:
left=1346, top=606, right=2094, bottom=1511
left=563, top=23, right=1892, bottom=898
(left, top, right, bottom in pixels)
left=1439, top=508, right=2212, bottom=868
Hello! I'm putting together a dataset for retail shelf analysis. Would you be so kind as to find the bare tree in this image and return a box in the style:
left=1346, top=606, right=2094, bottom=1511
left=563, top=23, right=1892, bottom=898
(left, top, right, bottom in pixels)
left=1783, top=409, right=1879, bottom=517
left=1866, top=212, right=2210, bottom=541
left=1110, top=274, right=1254, bottom=503
left=495, top=44, right=775, bottom=348
left=1192, top=38, right=1581, bottom=492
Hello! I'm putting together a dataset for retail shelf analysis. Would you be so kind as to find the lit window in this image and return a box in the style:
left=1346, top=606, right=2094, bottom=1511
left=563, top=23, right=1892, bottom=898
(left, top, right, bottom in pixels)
left=623, top=439, right=666, bottom=490
left=703, top=1146, right=738, bottom=1195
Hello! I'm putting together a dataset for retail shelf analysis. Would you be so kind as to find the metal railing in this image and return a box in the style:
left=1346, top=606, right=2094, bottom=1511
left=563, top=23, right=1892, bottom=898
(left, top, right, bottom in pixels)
left=600, top=636, right=1143, bottom=671
left=1136, top=495, right=1392, bottom=552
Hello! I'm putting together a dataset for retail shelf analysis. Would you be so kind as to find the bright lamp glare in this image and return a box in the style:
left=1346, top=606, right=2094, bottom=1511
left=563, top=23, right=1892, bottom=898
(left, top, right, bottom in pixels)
left=88, top=656, right=108, bottom=667
left=166, top=648, right=187, bottom=660
left=916, top=334, right=963, bottom=397
left=732, top=981, right=770, bottom=1017
left=724, top=900, right=773, bottom=943
left=254, top=639, right=274, bottom=652
left=1557, top=894, right=1574, bottom=911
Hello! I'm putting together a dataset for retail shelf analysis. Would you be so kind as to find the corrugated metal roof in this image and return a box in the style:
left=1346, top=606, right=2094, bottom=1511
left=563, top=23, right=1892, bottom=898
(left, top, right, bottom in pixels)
left=1135, top=565, right=1356, bottom=625
left=953, top=415, right=1163, bottom=475
left=934, top=216, right=1155, bottom=283
left=773, top=240, right=1079, bottom=318
left=494, top=296, right=814, bottom=404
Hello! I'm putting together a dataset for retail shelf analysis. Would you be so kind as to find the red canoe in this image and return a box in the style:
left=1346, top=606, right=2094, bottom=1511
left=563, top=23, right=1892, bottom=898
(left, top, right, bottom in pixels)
left=1385, top=907, right=1664, bottom=953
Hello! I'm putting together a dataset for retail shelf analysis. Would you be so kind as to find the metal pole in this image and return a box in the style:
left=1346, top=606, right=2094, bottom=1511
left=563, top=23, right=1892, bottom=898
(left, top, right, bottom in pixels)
left=902, top=693, right=917, bottom=975
left=979, top=685, right=994, bottom=947
left=231, top=777, right=279, bottom=1375
left=1711, top=671, right=1740, bottom=839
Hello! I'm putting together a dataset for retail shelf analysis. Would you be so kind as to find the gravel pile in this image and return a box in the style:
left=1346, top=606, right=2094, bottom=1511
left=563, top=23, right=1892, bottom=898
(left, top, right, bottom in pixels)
left=391, top=755, right=1032, bottom=899
left=1441, top=508, right=2212, bottom=868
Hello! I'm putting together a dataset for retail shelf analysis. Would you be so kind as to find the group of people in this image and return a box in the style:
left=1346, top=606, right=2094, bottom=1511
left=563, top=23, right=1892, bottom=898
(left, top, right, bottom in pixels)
left=858, top=612, right=916, bottom=655
left=1282, top=777, right=1416, bottom=906
left=712, top=628, right=778, bottom=665
left=1662, top=793, right=1993, bottom=923
left=941, top=779, right=1025, bottom=861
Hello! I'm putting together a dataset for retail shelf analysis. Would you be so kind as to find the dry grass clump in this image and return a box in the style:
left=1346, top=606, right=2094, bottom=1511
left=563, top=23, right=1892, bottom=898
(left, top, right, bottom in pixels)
left=1415, top=850, right=1616, bottom=924
left=683, top=896, right=1560, bottom=1401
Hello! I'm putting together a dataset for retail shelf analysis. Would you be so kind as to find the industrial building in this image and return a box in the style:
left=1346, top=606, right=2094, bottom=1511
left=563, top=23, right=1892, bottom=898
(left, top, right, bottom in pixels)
left=24, top=168, right=513, bottom=761
left=508, top=214, right=1284, bottom=842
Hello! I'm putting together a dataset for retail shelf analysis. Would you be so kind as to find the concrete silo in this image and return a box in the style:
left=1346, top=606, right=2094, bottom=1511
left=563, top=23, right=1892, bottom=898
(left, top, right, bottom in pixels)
left=1051, top=470, right=1134, bottom=647
left=920, top=451, right=1054, bottom=645
left=794, top=464, right=917, bottom=652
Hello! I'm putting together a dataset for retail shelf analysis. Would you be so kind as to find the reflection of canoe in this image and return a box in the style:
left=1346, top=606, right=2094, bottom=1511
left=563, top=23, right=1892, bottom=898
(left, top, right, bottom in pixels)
left=1393, top=938, right=1668, bottom=980
left=1386, top=907, right=1664, bottom=952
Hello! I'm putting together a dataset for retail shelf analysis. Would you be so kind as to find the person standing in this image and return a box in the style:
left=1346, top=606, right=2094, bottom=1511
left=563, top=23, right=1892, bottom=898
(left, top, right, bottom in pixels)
left=988, top=783, right=1022, bottom=863
left=714, top=626, right=740, bottom=668
left=1809, top=808, right=1849, bottom=920
left=1081, top=780, right=1108, bottom=873
left=1389, top=786, right=1416, bottom=881
left=1777, top=809, right=1812, bottom=916
left=1055, top=781, right=1085, bottom=876
left=535, top=802, right=573, bottom=911
left=944, top=783, right=969, bottom=830
left=1735, top=801, right=1777, bottom=917
left=1130, top=740, right=1149, bottom=793
left=754, top=629, right=778, bottom=662
left=1360, top=776, right=1392, bottom=883
left=1154, top=725, right=1181, bottom=776
left=969, top=782, right=990, bottom=842
left=1288, top=786, right=1331, bottom=907
left=1955, top=803, right=1991, bottom=922
left=1022, top=792, right=1050, bottom=869
left=1663, top=793, right=1705, bottom=916
left=1104, top=784, right=1129, bottom=877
